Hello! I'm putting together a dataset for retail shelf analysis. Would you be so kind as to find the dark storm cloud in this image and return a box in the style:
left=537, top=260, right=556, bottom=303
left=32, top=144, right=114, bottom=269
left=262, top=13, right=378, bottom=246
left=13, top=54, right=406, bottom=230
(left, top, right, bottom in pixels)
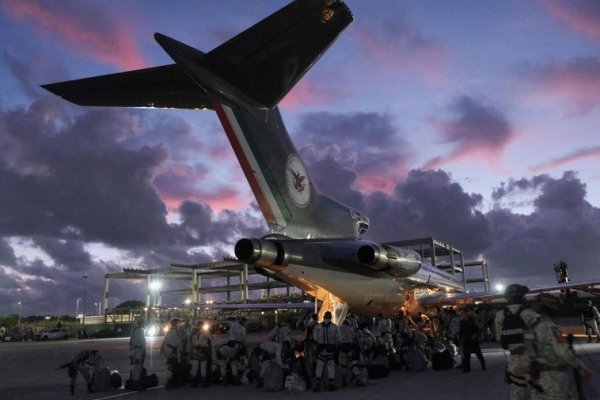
left=0, top=238, right=17, bottom=265
left=33, top=237, right=92, bottom=272
left=0, top=96, right=173, bottom=247
left=364, top=169, right=492, bottom=255
left=485, top=171, right=600, bottom=284
left=295, top=111, right=412, bottom=193
left=177, top=200, right=267, bottom=246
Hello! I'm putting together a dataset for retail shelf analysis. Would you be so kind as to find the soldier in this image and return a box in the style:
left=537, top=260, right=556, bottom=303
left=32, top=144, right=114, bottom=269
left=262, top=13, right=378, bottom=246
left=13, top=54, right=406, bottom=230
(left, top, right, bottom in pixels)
left=161, top=319, right=185, bottom=389
left=338, top=319, right=357, bottom=384
left=264, top=320, right=293, bottom=366
left=189, top=321, right=212, bottom=387
left=227, top=317, right=247, bottom=385
left=495, top=284, right=540, bottom=400
left=374, top=313, right=394, bottom=352
left=458, top=308, right=486, bottom=373
left=579, top=300, right=600, bottom=343
left=313, top=311, right=341, bottom=392
left=393, top=310, right=412, bottom=348
left=59, top=349, right=101, bottom=395
left=526, top=293, right=591, bottom=399
left=128, top=318, right=146, bottom=390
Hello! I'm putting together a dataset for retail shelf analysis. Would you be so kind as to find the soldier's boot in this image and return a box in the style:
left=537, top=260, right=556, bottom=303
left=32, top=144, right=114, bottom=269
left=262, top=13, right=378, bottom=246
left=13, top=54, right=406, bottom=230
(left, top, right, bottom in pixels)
left=313, top=379, right=321, bottom=392
left=328, top=379, right=337, bottom=391
left=233, top=375, right=241, bottom=386
left=201, top=376, right=211, bottom=388
left=256, top=378, right=263, bottom=388
left=69, top=384, right=75, bottom=395
left=86, top=383, right=94, bottom=393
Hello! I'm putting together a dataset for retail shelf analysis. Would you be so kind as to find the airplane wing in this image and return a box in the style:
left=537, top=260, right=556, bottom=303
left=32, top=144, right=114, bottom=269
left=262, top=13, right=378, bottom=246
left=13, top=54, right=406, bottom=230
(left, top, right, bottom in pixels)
left=418, top=279, right=600, bottom=306
left=42, top=64, right=213, bottom=109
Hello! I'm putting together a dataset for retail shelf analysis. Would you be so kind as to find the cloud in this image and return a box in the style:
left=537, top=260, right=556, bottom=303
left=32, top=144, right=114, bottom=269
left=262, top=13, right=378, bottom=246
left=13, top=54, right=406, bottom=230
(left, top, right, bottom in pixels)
left=280, top=79, right=349, bottom=111
left=364, top=169, right=491, bottom=255
left=541, top=0, right=600, bottom=43
left=296, top=111, right=412, bottom=195
left=523, top=57, right=600, bottom=116
left=351, top=16, right=450, bottom=85
left=425, top=96, right=514, bottom=169
left=529, top=146, right=600, bottom=173
left=486, top=171, right=600, bottom=283
left=1, top=0, right=147, bottom=69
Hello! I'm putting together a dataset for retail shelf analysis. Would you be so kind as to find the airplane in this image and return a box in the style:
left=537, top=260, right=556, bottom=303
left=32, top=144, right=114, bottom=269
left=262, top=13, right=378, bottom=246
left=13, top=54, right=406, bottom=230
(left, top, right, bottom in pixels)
left=42, top=0, right=599, bottom=323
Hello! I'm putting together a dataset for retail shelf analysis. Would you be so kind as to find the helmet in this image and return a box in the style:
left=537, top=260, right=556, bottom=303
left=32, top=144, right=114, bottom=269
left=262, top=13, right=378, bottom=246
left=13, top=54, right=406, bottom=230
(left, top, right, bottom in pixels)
left=323, top=311, right=332, bottom=320
left=504, top=284, right=529, bottom=303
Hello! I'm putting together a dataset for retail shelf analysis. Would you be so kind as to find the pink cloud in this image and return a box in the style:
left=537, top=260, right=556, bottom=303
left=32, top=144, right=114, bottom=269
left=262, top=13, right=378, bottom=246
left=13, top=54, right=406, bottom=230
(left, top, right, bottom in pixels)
left=280, top=79, right=348, bottom=111
left=2, top=0, right=147, bottom=69
left=529, top=145, right=600, bottom=173
left=541, top=0, right=600, bottom=43
left=202, top=186, right=250, bottom=212
left=355, top=173, right=401, bottom=195
left=526, top=58, right=600, bottom=116
left=351, top=21, right=450, bottom=86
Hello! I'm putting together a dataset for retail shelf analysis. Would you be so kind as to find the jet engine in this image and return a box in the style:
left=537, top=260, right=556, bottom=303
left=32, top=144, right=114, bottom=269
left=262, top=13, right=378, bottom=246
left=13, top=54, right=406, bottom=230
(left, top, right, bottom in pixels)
left=235, top=236, right=422, bottom=278
left=357, top=243, right=421, bottom=277
left=234, top=237, right=288, bottom=271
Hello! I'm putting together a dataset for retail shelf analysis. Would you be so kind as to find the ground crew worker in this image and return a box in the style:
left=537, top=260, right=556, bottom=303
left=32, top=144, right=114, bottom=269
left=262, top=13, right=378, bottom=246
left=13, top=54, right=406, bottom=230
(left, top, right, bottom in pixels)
left=189, top=320, right=212, bottom=387
left=129, top=318, right=146, bottom=390
left=313, top=311, right=341, bottom=392
left=494, top=284, right=540, bottom=400
left=526, top=293, right=591, bottom=399
left=161, top=319, right=185, bottom=389
left=580, top=300, right=600, bottom=343
left=59, top=349, right=101, bottom=395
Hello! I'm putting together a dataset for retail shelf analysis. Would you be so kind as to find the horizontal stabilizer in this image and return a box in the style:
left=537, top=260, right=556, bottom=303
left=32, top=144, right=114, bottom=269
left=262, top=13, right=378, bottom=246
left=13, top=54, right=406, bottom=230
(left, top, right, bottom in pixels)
left=41, top=65, right=213, bottom=109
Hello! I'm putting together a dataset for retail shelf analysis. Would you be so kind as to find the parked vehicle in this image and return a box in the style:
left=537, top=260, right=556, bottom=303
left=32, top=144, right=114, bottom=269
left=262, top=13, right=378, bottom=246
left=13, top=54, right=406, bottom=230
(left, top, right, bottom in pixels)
left=39, top=329, right=69, bottom=340
left=4, top=327, right=34, bottom=342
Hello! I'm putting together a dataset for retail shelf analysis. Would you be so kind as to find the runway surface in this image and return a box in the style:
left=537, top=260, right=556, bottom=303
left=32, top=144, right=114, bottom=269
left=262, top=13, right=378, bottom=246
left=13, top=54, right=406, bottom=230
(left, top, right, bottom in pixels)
left=1, top=334, right=599, bottom=400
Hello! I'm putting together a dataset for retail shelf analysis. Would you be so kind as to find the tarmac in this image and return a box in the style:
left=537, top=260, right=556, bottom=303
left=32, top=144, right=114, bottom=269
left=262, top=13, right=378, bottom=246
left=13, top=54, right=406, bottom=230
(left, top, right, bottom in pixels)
left=1, top=332, right=599, bottom=400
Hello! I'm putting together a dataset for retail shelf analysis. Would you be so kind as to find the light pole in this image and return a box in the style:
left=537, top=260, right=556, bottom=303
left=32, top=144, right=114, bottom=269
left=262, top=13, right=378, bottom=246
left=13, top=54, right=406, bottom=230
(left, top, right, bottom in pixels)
left=75, top=298, right=81, bottom=321
left=17, top=301, right=22, bottom=325
left=82, top=274, right=88, bottom=327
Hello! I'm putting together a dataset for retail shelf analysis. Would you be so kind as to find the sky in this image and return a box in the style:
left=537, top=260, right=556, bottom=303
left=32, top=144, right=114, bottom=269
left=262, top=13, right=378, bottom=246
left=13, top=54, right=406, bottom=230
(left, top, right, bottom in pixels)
left=1, top=0, right=599, bottom=317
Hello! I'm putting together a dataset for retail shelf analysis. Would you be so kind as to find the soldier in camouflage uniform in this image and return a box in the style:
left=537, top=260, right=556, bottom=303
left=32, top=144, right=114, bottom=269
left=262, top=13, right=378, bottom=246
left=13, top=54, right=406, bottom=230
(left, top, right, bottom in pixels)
left=129, top=318, right=146, bottom=390
left=494, top=284, right=540, bottom=400
left=526, top=293, right=591, bottom=400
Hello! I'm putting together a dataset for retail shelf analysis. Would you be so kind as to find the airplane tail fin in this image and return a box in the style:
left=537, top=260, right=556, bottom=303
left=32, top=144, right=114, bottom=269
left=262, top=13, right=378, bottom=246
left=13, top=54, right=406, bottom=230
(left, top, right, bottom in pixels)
left=157, top=0, right=353, bottom=109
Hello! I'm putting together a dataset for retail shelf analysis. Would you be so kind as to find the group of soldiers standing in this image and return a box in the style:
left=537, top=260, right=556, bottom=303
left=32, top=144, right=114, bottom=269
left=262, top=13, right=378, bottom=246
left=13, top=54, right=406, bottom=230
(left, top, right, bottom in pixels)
left=60, top=291, right=596, bottom=398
